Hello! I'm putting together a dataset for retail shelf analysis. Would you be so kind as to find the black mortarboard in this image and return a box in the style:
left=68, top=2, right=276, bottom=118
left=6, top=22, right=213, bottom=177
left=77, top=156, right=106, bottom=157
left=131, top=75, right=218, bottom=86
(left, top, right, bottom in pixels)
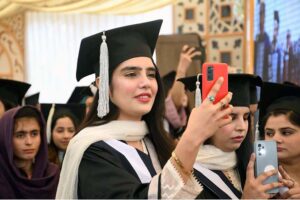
left=0, top=79, right=31, bottom=106
left=67, top=86, right=94, bottom=104
left=178, top=74, right=262, bottom=107
left=76, top=20, right=162, bottom=118
left=40, top=103, right=86, bottom=124
left=76, top=19, right=162, bottom=81
left=162, top=71, right=176, bottom=95
left=40, top=103, right=86, bottom=143
left=258, top=82, right=300, bottom=131
left=249, top=75, right=263, bottom=104
left=25, top=92, right=40, bottom=106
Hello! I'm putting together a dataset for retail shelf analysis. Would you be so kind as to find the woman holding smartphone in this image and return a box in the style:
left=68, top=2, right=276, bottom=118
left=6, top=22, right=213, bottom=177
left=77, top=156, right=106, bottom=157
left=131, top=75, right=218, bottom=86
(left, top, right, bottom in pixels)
left=55, top=20, right=233, bottom=199
left=259, top=82, right=300, bottom=199
left=179, top=73, right=283, bottom=199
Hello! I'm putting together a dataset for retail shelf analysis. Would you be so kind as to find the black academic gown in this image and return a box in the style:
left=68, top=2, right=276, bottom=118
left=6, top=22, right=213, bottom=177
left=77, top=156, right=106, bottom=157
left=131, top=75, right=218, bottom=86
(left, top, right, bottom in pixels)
left=194, top=169, right=242, bottom=199
left=78, top=140, right=158, bottom=199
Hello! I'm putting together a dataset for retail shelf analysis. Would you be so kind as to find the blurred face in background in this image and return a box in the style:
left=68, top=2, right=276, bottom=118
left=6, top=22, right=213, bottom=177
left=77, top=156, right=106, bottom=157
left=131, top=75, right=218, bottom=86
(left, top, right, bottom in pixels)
left=52, top=116, right=76, bottom=151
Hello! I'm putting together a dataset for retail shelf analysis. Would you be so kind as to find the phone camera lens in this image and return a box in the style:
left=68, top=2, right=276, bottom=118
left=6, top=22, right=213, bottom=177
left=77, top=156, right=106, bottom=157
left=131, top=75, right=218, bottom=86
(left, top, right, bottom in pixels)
left=258, top=153, right=262, bottom=156
left=258, top=144, right=261, bottom=147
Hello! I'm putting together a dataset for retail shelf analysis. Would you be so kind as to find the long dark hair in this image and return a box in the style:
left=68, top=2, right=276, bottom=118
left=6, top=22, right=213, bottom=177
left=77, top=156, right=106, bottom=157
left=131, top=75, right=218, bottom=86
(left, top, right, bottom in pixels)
left=78, top=62, right=174, bottom=166
left=48, top=109, right=79, bottom=166
left=236, top=115, right=253, bottom=188
left=260, top=109, right=300, bottom=139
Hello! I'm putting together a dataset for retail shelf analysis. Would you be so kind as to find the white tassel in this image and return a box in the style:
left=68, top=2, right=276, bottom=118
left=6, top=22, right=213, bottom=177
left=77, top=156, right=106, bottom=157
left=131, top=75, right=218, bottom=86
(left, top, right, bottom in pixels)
left=97, top=32, right=109, bottom=118
left=89, top=83, right=97, bottom=96
left=195, top=73, right=202, bottom=107
left=46, top=103, right=55, bottom=144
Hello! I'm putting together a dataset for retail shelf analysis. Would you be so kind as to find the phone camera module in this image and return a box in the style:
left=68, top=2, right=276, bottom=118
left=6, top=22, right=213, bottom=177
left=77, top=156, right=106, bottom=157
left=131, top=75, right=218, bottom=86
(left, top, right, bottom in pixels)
left=207, top=66, right=214, bottom=81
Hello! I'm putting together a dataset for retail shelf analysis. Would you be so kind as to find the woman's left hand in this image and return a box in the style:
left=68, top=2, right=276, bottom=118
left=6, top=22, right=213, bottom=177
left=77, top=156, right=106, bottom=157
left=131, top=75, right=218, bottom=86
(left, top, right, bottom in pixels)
left=278, top=165, right=300, bottom=199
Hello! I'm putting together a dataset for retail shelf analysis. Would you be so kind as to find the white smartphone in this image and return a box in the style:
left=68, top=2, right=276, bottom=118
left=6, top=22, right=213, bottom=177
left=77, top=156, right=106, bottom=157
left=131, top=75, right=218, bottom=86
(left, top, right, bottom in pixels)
left=254, top=140, right=279, bottom=194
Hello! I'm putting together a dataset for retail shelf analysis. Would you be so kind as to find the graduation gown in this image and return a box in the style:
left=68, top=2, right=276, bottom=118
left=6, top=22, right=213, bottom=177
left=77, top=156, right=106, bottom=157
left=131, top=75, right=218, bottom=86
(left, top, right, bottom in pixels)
left=194, top=166, right=242, bottom=199
left=78, top=140, right=156, bottom=198
left=77, top=137, right=202, bottom=199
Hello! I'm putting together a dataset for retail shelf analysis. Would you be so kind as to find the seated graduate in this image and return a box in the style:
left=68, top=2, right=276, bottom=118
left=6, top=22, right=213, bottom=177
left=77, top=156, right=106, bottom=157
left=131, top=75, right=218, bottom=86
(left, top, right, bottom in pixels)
left=67, top=84, right=96, bottom=114
left=55, top=20, right=233, bottom=199
left=0, top=106, right=60, bottom=198
left=0, top=79, right=30, bottom=118
left=40, top=103, right=86, bottom=167
left=259, top=82, right=300, bottom=199
left=179, top=73, right=283, bottom=199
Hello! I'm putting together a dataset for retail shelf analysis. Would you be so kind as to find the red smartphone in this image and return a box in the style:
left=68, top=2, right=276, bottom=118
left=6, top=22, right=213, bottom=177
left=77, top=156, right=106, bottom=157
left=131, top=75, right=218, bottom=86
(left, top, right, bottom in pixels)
left=202, top=63, right=228, bottom=104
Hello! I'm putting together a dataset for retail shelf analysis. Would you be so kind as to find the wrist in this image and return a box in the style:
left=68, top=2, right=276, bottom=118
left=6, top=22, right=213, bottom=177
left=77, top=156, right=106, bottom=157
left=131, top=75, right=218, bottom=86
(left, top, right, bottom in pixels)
left=176, top=69, right=186, bottom=77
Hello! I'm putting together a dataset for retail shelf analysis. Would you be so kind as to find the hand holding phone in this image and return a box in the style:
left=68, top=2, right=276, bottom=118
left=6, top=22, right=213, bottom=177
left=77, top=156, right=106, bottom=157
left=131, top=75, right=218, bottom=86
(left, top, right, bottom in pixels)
left=202, top=63, right=228, bottom=104
left=254, top=140, right=279, bottom=194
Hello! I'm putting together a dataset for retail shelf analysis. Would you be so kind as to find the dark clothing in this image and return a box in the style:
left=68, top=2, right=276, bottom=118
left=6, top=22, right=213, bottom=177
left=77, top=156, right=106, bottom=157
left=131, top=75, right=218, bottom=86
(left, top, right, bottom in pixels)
left=78, top=140, right=158, bottom=199
left=195, top=169, right=242, bottom=199
left=255, top=32, right=271, bottom=81
left=0, top=106, right=60, bottom=199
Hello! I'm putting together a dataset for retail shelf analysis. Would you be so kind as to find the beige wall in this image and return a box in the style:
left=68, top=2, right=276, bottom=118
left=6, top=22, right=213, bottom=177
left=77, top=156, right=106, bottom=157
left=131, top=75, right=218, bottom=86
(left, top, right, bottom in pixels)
left=0, top=13, right=25, bottom=81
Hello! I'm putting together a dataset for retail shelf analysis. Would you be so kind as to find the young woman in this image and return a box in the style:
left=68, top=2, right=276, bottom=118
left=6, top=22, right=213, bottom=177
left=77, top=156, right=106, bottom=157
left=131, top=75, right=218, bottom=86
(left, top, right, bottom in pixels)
left=40, top=103, right=86, bottom=166
left=259, top=82, right=300, bottom=199
left=0, top=106, right=60, bottom=198
left=56, top=20, right=233, bottom=199
left=179, top=74, right=283, bottom=199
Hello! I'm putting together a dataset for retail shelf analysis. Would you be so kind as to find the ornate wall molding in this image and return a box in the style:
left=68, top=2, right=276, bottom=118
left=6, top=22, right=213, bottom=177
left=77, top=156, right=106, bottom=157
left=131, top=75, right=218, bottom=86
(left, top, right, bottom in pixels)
left=0, top=13, right=25, bottom=81
left=174, top=0, right=245, bottom=72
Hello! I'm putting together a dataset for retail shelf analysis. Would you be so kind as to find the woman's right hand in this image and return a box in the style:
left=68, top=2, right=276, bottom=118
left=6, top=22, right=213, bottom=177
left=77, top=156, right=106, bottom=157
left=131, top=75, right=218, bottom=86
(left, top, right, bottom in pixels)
left=242, top=154, right=283, bottom=199
left=184, top=76, right=233, bottom=143
left=173, top=77, right=232, bottom=182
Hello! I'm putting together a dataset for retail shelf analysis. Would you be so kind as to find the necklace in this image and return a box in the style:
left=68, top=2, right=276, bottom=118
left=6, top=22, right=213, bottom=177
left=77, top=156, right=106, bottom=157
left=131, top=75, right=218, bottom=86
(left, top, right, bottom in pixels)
left=223, top=169, right=242, bottom=192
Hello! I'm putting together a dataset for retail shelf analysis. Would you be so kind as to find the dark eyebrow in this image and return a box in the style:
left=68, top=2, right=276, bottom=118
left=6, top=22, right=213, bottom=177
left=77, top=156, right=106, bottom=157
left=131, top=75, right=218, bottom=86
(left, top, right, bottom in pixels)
left=120, top=66, right=156, bottom=72
left=279, top=127, right=296, bottom=131
left=15, top=131, right=26, bottom=135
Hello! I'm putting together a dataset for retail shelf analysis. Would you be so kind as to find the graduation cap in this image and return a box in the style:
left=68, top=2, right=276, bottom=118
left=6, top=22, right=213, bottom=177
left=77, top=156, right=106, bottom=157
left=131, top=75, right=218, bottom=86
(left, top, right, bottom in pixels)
left=40, top=103, right=86, bottom=143
left=178, top=74, right=262, bottom=107
left=249, top=75, right=263, bottom=105
left=25, top=92, right=40, bottom=106
left=258, top=82, right=300, bottom=134
left=67, top=86, right=94, bottom=104
left=76, top=19, right=162, bottom=118
left=0, top=79, right=31, bottom=107
left=162, top=71, right=176, bottom=95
